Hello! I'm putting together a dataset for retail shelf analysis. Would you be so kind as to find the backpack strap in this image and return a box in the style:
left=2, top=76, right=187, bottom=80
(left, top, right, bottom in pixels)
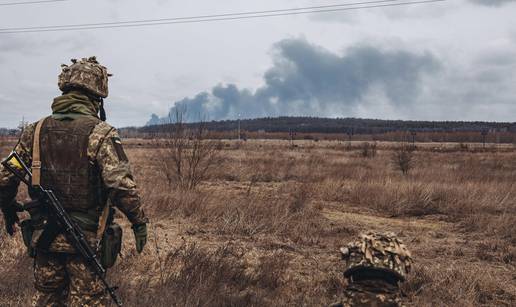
left=32, top=117, right=48, bottom=187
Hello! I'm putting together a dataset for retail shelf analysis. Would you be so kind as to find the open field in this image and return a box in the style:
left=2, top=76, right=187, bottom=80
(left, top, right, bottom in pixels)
left=1, top=138, right=515, bottom=306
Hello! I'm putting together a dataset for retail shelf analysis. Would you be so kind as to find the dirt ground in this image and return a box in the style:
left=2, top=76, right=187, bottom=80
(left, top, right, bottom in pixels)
left=0, top=139, right=515, bottom=306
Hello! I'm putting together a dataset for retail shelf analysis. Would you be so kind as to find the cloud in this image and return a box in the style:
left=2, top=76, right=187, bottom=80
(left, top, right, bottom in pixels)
left=0, top=34, right=98, bottom=59
left=0, top=36, right=29, bottom=53
left=408, top=39, right=516, bottom=121
left=469, top=0, right=516, bottom=6
left=148, top=38, right=439, bottom=124
left=308, top=11, right=357, bottom=24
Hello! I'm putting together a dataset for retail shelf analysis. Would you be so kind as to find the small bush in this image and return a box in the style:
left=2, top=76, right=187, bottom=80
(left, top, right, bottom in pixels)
left=391, top=143, right=415, bottom=174
left=359, top=142, right=377, bottom=158
left=457, top=143, right=469, bottom=151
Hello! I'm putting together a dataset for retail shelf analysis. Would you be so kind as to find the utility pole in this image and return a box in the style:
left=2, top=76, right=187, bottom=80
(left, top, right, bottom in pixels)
left=289, top=129, right=296, bottom=147
left=237, top=113, right=241, bottom=141
left=347, top=127, right=354, bottom=142
left=481, top=129, right=488, bottom=149
left=411, top=130, right=417, bottom=147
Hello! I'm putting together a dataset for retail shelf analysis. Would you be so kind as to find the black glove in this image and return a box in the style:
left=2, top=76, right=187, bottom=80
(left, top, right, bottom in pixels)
left=132, top=223, right=147, bottom=254
left=1, top=200, right=22, bottom=236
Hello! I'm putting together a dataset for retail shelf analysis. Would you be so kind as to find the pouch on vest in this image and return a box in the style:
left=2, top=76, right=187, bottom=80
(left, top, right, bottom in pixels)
left=20, top=219, right=36, bottom=258
left=100, top=223, right=122, bottom=268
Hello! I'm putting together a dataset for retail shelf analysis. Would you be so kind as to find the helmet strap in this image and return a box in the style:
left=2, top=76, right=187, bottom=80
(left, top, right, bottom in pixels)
left=99, top=98, right=107, bottom=121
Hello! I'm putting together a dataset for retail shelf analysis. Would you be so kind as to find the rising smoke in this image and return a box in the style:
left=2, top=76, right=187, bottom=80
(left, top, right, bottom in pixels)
left=147, top=38, right=439, bottom=125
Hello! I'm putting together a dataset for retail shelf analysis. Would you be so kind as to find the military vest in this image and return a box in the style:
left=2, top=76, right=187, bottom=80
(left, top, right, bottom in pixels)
left=38, top=116, right=104, bottom=213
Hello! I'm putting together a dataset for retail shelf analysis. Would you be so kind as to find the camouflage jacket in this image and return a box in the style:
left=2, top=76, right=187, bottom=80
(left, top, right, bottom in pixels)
left=0, top=93, right=147, bottom=251
left=330, top=279, right=404, bottom=307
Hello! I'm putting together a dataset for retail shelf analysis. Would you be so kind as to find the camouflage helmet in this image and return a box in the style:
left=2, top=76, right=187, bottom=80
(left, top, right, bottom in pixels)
left=58, top=56, right=111, bottom=98
left=340, top=232, right=412, bottom=282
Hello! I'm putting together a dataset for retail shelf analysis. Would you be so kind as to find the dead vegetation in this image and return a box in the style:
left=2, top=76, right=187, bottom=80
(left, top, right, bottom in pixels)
left=0, top=137, right=515, bottom=306
left=391, top=142, right=415, bottom=175
left=157, top=110, right=223, bottom=190
left=359, top=141, right=377, bottom=158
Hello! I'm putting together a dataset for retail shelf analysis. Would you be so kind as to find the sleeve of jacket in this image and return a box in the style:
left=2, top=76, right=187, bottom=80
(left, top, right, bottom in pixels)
left=0, top=124, right=35, bottom=209
left=89, top=122, right=148, bottom=225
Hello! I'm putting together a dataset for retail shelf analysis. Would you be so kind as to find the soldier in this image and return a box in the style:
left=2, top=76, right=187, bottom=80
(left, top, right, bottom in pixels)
left=0, top=57, right=148, bottom=306
left=331, top=232, right=413, bottom=307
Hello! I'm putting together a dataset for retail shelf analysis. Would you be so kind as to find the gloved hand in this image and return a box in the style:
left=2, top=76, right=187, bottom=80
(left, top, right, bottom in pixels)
left=132, top=223, right=147, bottom=253
left=1, top=200, right=22, bottom=236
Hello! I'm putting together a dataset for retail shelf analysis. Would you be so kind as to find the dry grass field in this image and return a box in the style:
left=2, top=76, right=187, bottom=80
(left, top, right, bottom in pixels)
left=1, top=138, right=515, bottom=306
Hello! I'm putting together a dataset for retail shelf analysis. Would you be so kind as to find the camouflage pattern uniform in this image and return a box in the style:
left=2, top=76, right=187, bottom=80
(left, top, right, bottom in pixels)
left=331, top=232, right=413, bottom=307
left=0, top=57, right=147, bottom=307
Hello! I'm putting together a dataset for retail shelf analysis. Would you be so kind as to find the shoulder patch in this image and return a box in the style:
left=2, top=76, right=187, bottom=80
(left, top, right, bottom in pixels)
left=111, top=137, right=128, bottom=162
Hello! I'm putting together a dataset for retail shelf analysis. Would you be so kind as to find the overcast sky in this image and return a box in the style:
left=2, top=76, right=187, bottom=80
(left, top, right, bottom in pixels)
left=0, top=0, right=515, bottom=127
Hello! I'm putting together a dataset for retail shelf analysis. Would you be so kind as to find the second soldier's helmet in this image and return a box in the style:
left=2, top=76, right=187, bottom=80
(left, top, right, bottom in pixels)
left=340, top=232, right=413, bottom=282
left=58, top=56, right=111, bottom=98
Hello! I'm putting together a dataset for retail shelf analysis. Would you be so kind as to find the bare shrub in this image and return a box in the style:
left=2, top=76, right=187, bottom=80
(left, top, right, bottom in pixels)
left=391, top=143, right=415, bottom=174
left=457, top=142, right=469, bottom=151
left=359, top=142, right=377, bottom=158
left=344, top=141, right=352, bottom=151
left=158, top=110, right=222, bottom=190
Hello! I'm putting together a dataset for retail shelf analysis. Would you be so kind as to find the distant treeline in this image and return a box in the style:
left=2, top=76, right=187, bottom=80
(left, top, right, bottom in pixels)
left=136, top=116, right=516, bottom=135
left=0, top=128, right=19, bottom=137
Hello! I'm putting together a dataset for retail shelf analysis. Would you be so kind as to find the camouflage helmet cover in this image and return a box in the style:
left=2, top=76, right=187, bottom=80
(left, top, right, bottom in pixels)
left=340, top=232, right=413, bottom=281
left=58, top=56, right=111, bottom=98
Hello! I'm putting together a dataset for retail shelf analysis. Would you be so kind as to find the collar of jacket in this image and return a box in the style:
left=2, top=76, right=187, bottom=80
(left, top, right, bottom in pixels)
left=51, top=90, right=100, bottom=120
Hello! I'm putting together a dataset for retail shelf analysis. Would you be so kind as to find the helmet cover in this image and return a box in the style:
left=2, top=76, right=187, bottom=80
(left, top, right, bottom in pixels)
left=340, top=231, right=413, bottom=281
left=58, top=56, right=111, bottom=98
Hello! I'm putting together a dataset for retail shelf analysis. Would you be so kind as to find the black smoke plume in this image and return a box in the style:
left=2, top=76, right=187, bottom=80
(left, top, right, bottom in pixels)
left=147, top=38, right=439, bottom=125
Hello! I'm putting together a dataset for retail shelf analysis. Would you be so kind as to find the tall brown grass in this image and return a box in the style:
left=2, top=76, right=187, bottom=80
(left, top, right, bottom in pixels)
left=0, top=138, right=514, bottom=306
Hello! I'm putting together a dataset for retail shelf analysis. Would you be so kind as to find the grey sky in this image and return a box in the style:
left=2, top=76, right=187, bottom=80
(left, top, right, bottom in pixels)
left=0, top=0, right=515, bottom=127
left=469, top=0, right=516, bottom=6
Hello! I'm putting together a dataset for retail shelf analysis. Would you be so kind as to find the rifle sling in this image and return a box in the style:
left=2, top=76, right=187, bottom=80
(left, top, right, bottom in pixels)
left=32, top=117, right=48, bottom=187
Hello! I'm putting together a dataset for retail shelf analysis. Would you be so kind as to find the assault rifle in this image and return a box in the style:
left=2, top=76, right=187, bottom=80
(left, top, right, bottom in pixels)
left=1, top=151, right=123, bottom=307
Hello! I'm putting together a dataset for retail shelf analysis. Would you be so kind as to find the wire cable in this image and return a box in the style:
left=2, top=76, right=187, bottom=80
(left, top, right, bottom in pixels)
left=0, top=0, right=67, bottom=6
left=0, top=0, right=447, bottom=34
left=0, top=0, right=402, bottom=31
